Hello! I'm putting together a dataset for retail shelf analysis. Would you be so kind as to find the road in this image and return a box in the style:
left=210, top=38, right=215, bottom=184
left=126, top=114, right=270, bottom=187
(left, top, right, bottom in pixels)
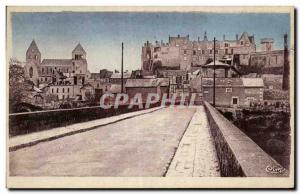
left=10, top=107, right=197, bottom=176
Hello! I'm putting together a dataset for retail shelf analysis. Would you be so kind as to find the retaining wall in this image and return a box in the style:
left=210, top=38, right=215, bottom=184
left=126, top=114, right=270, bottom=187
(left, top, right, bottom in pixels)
left=204, top=101, right=289, bottom=177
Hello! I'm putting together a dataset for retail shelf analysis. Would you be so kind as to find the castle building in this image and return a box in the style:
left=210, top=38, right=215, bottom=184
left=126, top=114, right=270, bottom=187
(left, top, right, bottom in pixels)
left=24, top=40, right=92, bottom=101
left=141, top=32, right=256, bottom=75
left=141, top=32, right=287, bottom=75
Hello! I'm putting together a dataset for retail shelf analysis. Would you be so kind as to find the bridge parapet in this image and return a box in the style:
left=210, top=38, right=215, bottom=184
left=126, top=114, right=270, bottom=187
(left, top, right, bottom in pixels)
left=204, top=101, right=289, bottom=177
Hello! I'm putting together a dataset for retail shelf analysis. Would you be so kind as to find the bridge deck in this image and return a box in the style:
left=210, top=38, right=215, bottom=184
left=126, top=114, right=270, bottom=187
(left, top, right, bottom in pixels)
left=10, top=106, right=219, bottom=177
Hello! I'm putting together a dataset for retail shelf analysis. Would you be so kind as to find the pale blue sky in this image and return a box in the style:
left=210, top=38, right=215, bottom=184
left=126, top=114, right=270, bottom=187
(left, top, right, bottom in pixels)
left=11, top=12, right=290, bottom=73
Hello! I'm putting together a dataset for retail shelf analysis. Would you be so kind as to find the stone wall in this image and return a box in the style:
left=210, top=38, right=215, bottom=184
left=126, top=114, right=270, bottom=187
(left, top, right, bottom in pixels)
left=9, top=103, right=160, bottom=137
left=204, top=101, right=289, bottom=177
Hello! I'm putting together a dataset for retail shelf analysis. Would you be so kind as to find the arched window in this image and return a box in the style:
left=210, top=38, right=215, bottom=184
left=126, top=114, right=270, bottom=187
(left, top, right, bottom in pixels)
left=29, top=67, right=33, bottom=78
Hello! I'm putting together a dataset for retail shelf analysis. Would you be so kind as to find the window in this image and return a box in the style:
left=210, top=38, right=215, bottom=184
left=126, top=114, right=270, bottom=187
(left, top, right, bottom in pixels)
left=215, top=50, right=218, bottom=54
left=232, top=97, right=238, bottom=105
left=184, top=50, right=187, bottom=54
left=42, top=68, right=44, bottom=73
left=275, top=56, right=278, bottom=64
left=241, top=41, right=244, bottom=45
left=57, top=88, right=59, bottom=93
left=225, top=49, right=228, bottom=55
left=62, top=95, right=65, bottom=99
left=29, top=67, right=33, bottom=78
left=226, top=88, right=232, bottom=93
left=225, top=43, right=229, bottom=47
left=68, top=88, right=70, bottom=93
left=209, top=50, right=212, bottom=54
left=52, top=88, right=54, bottom=93
left=45, top=77, right=47, bottom=81
left=231, top=48, right=233, bottom=54
left=202, top=50, right=205, bottom=55
left=193, top=50, right=196, bottom=55
left=63, top=88, right=65, bottom=93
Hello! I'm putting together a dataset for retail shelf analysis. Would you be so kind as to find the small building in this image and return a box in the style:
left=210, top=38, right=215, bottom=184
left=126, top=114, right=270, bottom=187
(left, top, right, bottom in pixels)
left=201, top=60, right=240, bottom=78
left=125, top=78, right=170, bottom=103
left=201, top=77, right=264, bottom=108
left=157, top=70, right=189, bottom=94
left=109, top=73, right=131, bottom=84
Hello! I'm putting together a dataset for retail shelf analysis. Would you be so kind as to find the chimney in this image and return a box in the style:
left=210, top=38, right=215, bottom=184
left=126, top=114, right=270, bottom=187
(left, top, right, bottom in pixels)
left=204, top=31, right=208, bottom=41
left=146, top=40, right=149, bottom=46
left=178, top=34, right=180, bottom=38
left=236, top=34, right=239, bottom=41
left=161, top=40, right=163, bottom=44
left=223, top=34, right=225, bottom=41
left=282, top=33, right=289, bottom=90
left=198, top=37, right=200, bottom=42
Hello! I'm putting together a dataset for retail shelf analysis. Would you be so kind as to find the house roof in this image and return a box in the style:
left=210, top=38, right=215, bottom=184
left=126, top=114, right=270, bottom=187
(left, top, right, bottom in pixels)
left=41, top=59, right=72, bottom=66
left=125, top=78, right=169, bottom=88
left=202, top=77, right=264, bottom=88
left=241, top=78, right=264, bottom=87
left=110, top=73, right=131, bottom=79
left=72, top=43, right=86, bottom=54
left=109, top=84, right=122, bottom=93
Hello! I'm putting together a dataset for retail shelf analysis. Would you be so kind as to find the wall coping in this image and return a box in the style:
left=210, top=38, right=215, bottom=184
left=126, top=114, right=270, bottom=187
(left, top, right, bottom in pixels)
left=204, top=101, right=289, bottom=177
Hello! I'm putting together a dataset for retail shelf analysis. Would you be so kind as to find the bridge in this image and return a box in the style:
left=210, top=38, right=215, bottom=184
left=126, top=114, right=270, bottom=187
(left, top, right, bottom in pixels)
left=9, top=102, right=289, bottom=177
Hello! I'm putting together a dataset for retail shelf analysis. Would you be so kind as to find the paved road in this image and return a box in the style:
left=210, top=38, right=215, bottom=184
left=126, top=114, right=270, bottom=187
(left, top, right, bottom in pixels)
left=10, top=107, right=196, bottom=176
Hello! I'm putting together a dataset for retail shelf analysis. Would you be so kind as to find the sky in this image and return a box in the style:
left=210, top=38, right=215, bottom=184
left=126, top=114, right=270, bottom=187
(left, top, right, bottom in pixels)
left=11, top=12, right=290, bottom=73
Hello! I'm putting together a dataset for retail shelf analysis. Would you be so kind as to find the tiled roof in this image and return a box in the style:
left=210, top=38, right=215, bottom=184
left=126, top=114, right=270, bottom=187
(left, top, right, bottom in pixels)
left=110, top=73, right=131, bottom=79
left=241, top=78, right=264, bottom=87
left=125, top=78, right=169, bottom=88
left=41, top=59, right=72, bottom=66
left=202, top=77, right=264, bottom=88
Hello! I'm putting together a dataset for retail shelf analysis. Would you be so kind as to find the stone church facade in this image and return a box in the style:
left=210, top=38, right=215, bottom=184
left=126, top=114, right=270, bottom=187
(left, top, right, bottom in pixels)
left=24, top=40, right=92, bottom=100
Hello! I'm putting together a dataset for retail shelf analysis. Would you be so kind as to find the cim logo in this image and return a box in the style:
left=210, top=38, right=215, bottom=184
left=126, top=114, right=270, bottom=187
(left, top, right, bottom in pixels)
left=266, top=165, right=285, bottom=174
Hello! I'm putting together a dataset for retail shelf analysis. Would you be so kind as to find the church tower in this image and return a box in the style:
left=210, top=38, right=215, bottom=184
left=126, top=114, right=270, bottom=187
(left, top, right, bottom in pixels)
left=72, top=43, right=86, bottom=60
left=26, top=40, right=41, bottom=65
left=25, top=40, right=41, bottom=85
left=71, top=43, right=88, bottom=85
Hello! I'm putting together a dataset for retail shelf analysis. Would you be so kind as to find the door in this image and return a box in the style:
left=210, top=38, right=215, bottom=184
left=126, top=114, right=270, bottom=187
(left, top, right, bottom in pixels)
left=232, top=96, right=239, bottom=108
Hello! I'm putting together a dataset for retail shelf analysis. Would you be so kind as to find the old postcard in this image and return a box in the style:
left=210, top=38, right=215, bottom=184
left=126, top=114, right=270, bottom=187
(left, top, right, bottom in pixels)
left=6, top=6, right=294, bottom=188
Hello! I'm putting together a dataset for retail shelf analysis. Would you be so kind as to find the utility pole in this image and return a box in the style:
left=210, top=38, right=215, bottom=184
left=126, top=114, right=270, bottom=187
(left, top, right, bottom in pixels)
left=282, top=34, right=289, bottom=90
left=213, top=37, right=216, bottom=107
left=121, top=42, right=124, bottom=93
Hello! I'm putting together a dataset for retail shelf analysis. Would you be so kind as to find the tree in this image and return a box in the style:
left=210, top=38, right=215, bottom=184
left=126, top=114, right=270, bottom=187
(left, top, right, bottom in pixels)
left=9, top=58, right=32, bottom=113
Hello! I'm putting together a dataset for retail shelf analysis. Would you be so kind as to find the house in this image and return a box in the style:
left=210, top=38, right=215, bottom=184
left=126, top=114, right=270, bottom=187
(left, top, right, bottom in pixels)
left=125, top=78, right=170, bottom=103
left=157, top=69, right=189, bottom=94
left=201, top=60, right=240, bottom=78
left=201, top=77, right=264, bottom=107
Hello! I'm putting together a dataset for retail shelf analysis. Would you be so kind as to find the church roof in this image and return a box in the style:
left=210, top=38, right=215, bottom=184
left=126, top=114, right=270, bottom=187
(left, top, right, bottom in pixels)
left=72, top=43, right=86, bottom=54
left=41, top=59, right=72, bottom=66
left=27, top=40, right=40, bottom=53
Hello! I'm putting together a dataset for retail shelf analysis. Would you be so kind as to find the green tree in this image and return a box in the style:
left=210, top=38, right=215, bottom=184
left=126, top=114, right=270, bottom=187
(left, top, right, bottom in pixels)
left=9, top=58, right=31, bottom=113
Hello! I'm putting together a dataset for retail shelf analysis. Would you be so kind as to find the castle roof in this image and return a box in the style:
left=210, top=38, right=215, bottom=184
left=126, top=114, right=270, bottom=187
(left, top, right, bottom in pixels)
left=26, top=40, right=40, bottom=54
left=72, top=43, right=86, bottom=54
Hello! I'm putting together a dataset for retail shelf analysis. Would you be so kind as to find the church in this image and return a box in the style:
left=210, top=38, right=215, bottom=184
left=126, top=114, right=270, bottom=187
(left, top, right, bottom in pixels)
left=24, top=40, right=93, bottom=101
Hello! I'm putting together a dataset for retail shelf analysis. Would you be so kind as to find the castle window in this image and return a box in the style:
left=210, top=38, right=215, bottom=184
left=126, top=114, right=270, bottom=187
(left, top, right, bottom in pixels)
left=184, top=50, right=187, bottom=55
left=63, top=88, right=65, bottom=93
left=29, top=67, right=33, bottom=78
left=57, top=88, right=59, bottom=93
left=52, top=88, right=54, bottom=93
left=193, top=50, right=196, bottom=55
left=62, top=95, right=65, bottom=99
left=241, top=41, right=244, bottom=45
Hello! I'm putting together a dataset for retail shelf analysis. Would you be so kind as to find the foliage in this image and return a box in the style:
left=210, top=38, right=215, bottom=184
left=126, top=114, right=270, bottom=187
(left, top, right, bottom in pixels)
left=9, top=58, right=32, bottom=113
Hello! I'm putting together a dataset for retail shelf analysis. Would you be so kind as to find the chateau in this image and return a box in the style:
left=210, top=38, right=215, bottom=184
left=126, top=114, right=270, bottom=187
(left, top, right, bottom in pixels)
left=141, top=32, right=285, bottom=75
